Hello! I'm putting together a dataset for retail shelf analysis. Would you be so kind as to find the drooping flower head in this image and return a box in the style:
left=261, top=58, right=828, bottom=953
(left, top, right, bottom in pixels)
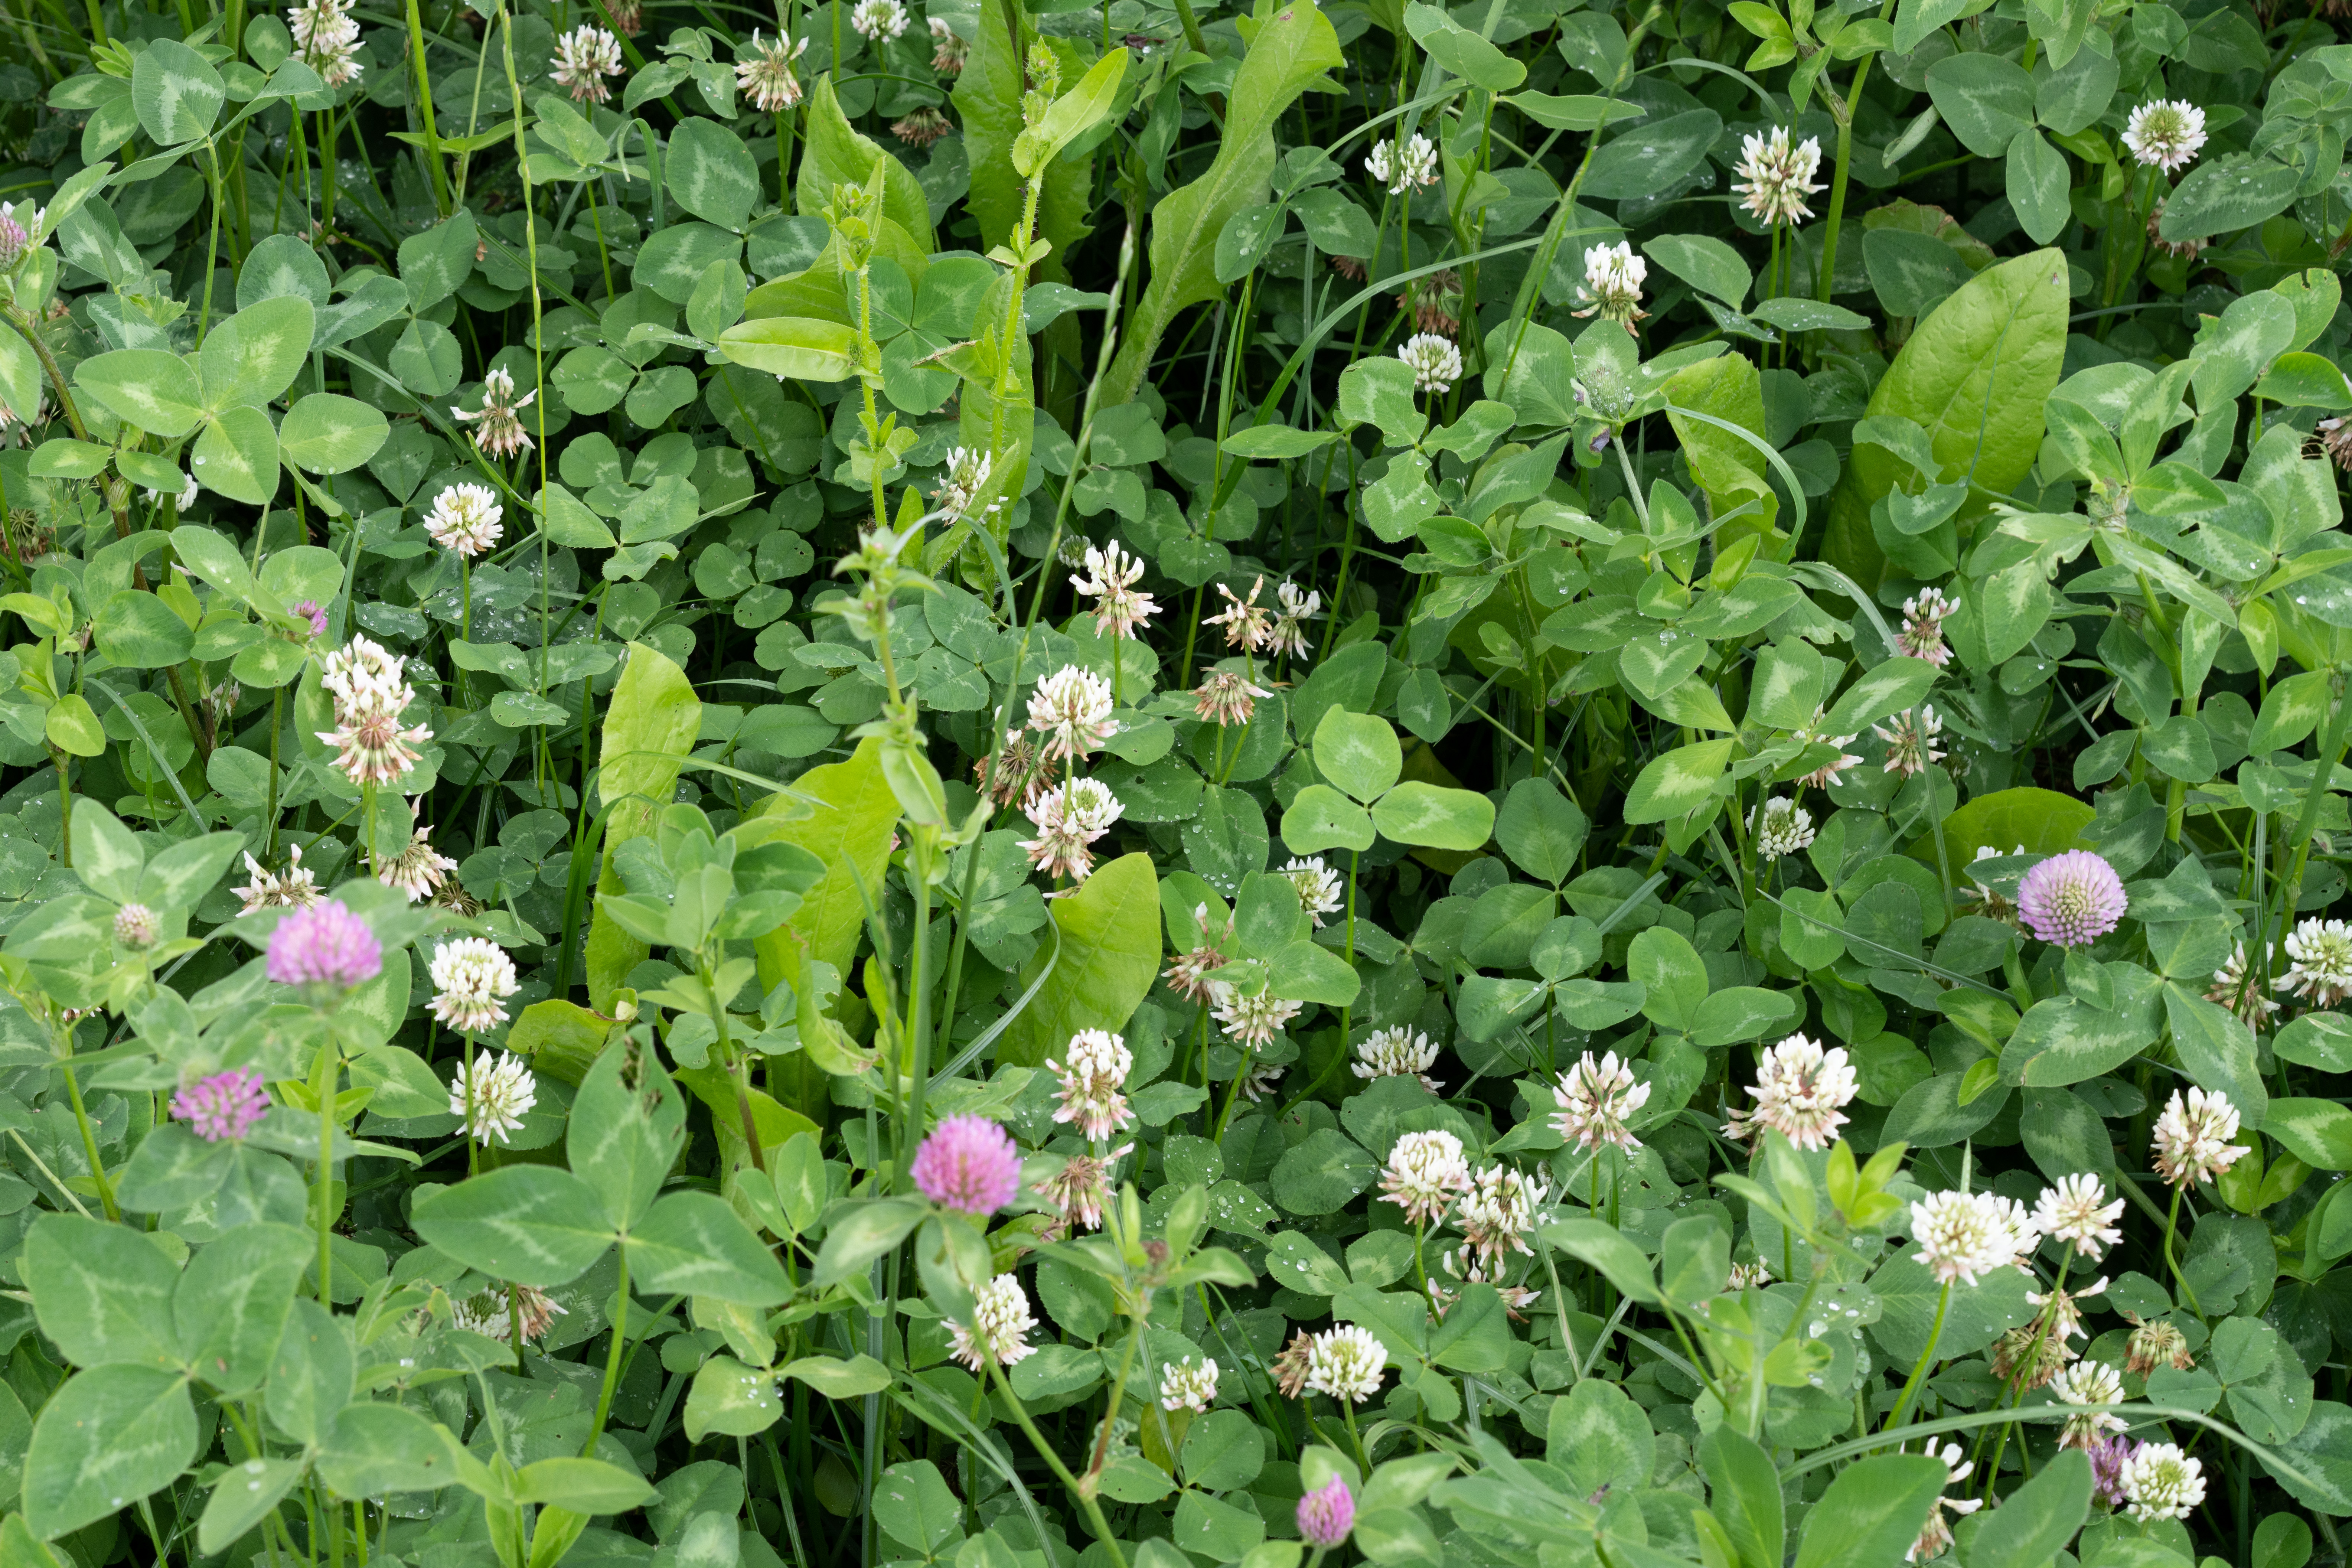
left=451, top=1051, right=538, bottom=1145
left=1901, top=1440, right=1982, bottom=1562
left=1304, top=1324, right=1387, bottom=1403
left=1365, top=132, right=1438, bottom=193
left=946, top=1272, right=1037, bottom=1369
left=1158, top=1356, right=1219, bottom=1412
left=381, top=821, right=460, bottom=903
left=430, top=938, right=520, bottom=1034
left=2126, top=1314, right=2192, bottom=1375
left=1071, top=541, right=1157, bottom=639
left=1270, top=580, right=1321, bottom=659
left=1873, top=705, right=1945, bottom=779
left=2152, top=1086, right=2245, bottom=1187
left=1379, top=1129, right=1472, bottom=1226
left=267, top=900, right=383, bottom=992
left=912, top=1115, right=1022, bottom=1214
left=929, top=16, right=969, bottom=71
left=1552, top=1050, right=1650, bottom=1153
left=2122, top=100, right=2208, bottom=173
left=172, top=1068, right=271, bottom=1142
left=892, top=107, right=953, bottom=147
left=2018, top=850, right=2127, bottom=948
left=453, top=367, right=539, bottom=460
left=736, top=29, right=809, bottom=111
left=1398, top=332, right=1462, bottom=395
left=1204, top=576, right=1274, bottom=651
left=550, top=25, right=623, bottom=102
left=1733, top=126, right=1825, bottom=226
left=1297, top=1476, right=1356, bottom=1548
left=1194, top=668, right=1272, bottom=728
left=1163, top=904, right=1233, bottom=1003
left=1034, top=1144, right=1129, bottom=1235
left=425, top=483, right=503, bottom=558
left=452, top=1282, right=567, bottom=1342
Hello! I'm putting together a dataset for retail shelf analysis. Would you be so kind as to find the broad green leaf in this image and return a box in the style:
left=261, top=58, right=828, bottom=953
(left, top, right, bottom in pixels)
left=1538, top=1219, right=1657, bottom=1302
left=779, top=1353, right=892, bottom=1396
left=410, top=1165, right=616, bottom=1287
left=585, top=642, right=702, bottom=1010
left=1102, top=1, right=1344, bottom=403
left=1281, top=783, right=1376, bottom=854
left=685, top=1357, right=784, bottom=1441
left=198, top=295, right=314, bottom=411
left=2006, top=128, right=2069, bottom=245
left=1970, top=1450, right=2090, bottom=1567
left=93, top=588, right=196, bottom=669
left=2266, top=1098, right=2352, bottom=1171
left=131, top=38, right=224, bottom=145
left=626, top=1190, right=790, bottom=1305
left=193, top=404, right=282, bottom=506
left=997, top=852, right=1161, bottom=1067
left=715, top=316, right=858, bottom=381
left=1580, top=110, right=1721, bottom=200
left=568, top=1043, right=686, bottom=1233
left=1370, top=782, right=1495, bottom=849
left=1824, top=250, right=2068, bottom=587
left=1018, top=49, right=1130, bottom=176
left=1622, top=738, right=1733, bottom=825
left=513, top=1457, right=660, bottom=1514
left=2163, top=153, right=2301, bottom=244
left=1312, top=707, right=1401, bottom=803
left=667, top=117, right=762, bottom=231
left=1698, top=1425, right=1781, bottom=1568
left=1790, top=1455, right=1948, bottom=1568
left=1547, top=1380, right=1651, bottom=1499
left=74, top=349, right=204, bottom=438
left=1924, top=52, right=2033, bottom=156
left=23, top=1213, right=182, bottom=1370
left=315, top=1402, right=464, bottom=1498
left=277, top=393, right=388, bottom=473
left=198, top=1457, right=303, bottom=1556
left=265, top=1298, right=353, bottom=1450
left=174, top=1222, right=310, bottom=1398
left=21, top=1366, right=199, bottom=1539
left=750, top=734, right=901, bottom=989
left=1642, top=233, right=1751, bottom=307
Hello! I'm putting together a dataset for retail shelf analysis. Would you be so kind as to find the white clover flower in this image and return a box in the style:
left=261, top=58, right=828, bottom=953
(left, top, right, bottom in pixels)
left=2034, top=1173, right=2124, bottom=1260
left=378, top=821, right=459, bottom=903
left=1453, top=1163, right=1545, bottom=1271
left=549, top=25, right=623, bottom=103
left=1158, top=1356, right=1219, bottom=1412
left=849, top=0, right=910, bottom=38
left=2278, top=917, right=2352, bottom=1007
left=1874, top=704, right=1945, bottom=779
left=2152, top=1086, right=2247, bottom=1187
left=1909, top=1189, right=2038, bottom=1286
left=1727, top=1259, right=1771, bottom=1289
left=1304, top=1324, right=1387, bottom=1403
left=2208, top=940, right=2279, bottom=1027
left=2122, top=100, right=2207, bottom=173
left=1573, top=241, right=1647, bottom=333
left=1379, top=1129, right=1472, bottom=1226
left=1270, top=580, right=1320, bottom=658
left=1733, top=126, right=1824, bottom=226
left=1026, top=664, right=1117, bottom=762
left=931, top=446, right=996, bottom=516
left=450, top=1051, right=537, bottom=1145
left=2121, top=1443, right=2205, bottom=1522
left=1901, top=1440, right=1982, bottom=1562
left=1071, top=541, right=1156, bottom=639
left=430, top=937, right=520, bottom=1035
left=425, top=483, right=504, bottom=558
left=1365, top=132, right=1439, bottom=194
left=288, top=0, right=362, bottom=86
left=1552, top=1050, right=1649, bottom=1153
left=1899, top=586, right=1957, bottom=667
left=1354, top=1025, right=1440, bottom=1092
left=1280, top=856, right=1345, bottom=927
left=2052, top=1360, right=2128, bottom=1449
left=1058, top=776, right=1125, bottom=838
left=1047, top=1027, right=1135, bottom=1142
left=453, top=366, right=538, bottom=459
left=1729, top=1033, right=1856, bottom=1151
left=1193, top=669, right=1271, bottom=727
left=735, top=29, right=808, bottom=112
left=316, top=636, right=431, bottom=787
left=1750, top=797, right=1815, bottom=861
left=235, top=843, right=324, bottom=915
left=1211, top=984, right=1302, bottom=1047
left=451, top=1282, right=567, bottom=1343
left=946, top=1273, right=1037, bottom=1370
left=1019, top=787, right=1108, bottom=883
left=1397, top=332, right=1462, bottom=395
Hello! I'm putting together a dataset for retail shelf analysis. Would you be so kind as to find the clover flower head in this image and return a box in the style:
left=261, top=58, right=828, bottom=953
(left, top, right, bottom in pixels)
left=2034, top=1173, right=2124, bottom=1259
left=2279, top=916, right=2352, bottom=1006
left=1281, top=856, right=1345, bottom=927
left=1454, top=1163, right=1545, bottom=1269
left=1379, top=1129, right=1472, bottom=1225
left=2127, top=1315, right=2193, bottom=1375
left=1163, top=904, right=1233, bottom=1003
left=425, top=483, right=504, bottom=558
left=1899, top=586, right=1957, bottom=667
left=893, top=107, right=953, bottom=147
left=2018, top=850, right=2127, bottom=948
left=1048, top=1028, right=1135, bottom=1142
left=1552, top=1050, right=1649, bottom=1153
left=1297, top=1476, right=1355, bottom=1548
left=381, top=821, right=460, bottom=904
left=1794, top=706, right=1863, bottom=788
left=2152, top=1086, right=2245, bottom=1187
left=931, top=446, right=996, bottom=517
left=850, top=0, right=910, bottom=38
left=1026, top=664, right=1117, bottom=762
left=114, top=902, right=159, bottom=949
left=268, top=900, right=382, bottom=991
left=1909, top=1188, right=2037, bottom=1286
left=946, top=1272, right=1037, bottom=1370
left=1204, top=576, right=1274, bottom=651
left=2121, top=1442, right=2205, bottom=1522
left=452, top=1282, right=567, bottom=1343
left=1158, top=1356, right=1219, bottom=1412
left=550, top=25, right=623, bottom=102
left=911, top=1115, right=1022, bottom=1213
left=1574, top=241, right=1647, bottom=334
left=1365, top=132, right=1438, bottom=193
left=172, top=1068, right=271, bottom=1142
left=1035, top=1144, right=1128, bottom=1234
left=1071, top=540, right=1157, bottom=639
left=1270, top=580, right=1321, bottom=658
left=1398, top=332, right=1462, bottom=395
left=1901, top=1440, right=1981, bottom=1562
left=2208, top=941, right=2280, bottom=1027
left=288, top=0, right=363, bottom=86
left=2122, top=100, right=2207, bottom=173
left=930, top=16, right=970, bottom=71
left=1750, top=797, right=1815, bottom=861
left=1873, top=704, right=1944, bottom=779
left=430, top=937, right=519, bottom=1034
left=1304, top=1324, right=1387, bottom=1403
left=1735, top=1033, right=1857, bottom=1151
left=735, top=30, right=810, bottom=111
left=450, top=1050, right=537, bottom=1145
left=2052, top=1360, right=2128, bottom=1449
left=235, top=843, right=324, bottom=915
left=453, top=366, right=539, bottom=459
left=1733, top=126, right=1825, bottom=226
left=1193, top=668, right=1272, bottom=727
left=1354, top=1025, right=1441, bottom=1092
left=1211, top=984, right=1302, bottom=1047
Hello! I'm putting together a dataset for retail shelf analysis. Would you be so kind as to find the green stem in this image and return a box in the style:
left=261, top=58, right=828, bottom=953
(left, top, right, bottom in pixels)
left=314, top=1024, right=338, bottom=1305
left=58, top=1056, right=120, bottom=1222
left=1883, top=1279, right=1950, bottom=1433
left=584, top=1243, right=629, bottom=1453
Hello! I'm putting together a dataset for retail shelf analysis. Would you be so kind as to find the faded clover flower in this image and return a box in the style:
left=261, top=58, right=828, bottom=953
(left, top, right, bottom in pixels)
left=1271, top=1330, right=1316, bottom=1398
left=930, top=16, right=969, bottom=71
left=380, top=822, right=459, bottom=903
left=425, top=483, right=504, bottom=557
left=1873, top=704, right=1944, bottom=779
left=453, top=367, right=539, bottom=460
left=1365, top=132, right=1438, bottom=194
left=1733, top=126, right=1825, bottom=227
left=946, top=1272, right=1037, bottom=1370
left=893, top=107, right=953, bottom=147
left=430, top=938, right=519, bottom=1034
left=235, top=843, right=324, bottom=914
left=1018, top=782, right=1120, bottom=882
left=549, top=26, right=623, bottom=103
left=1354, top=1025, right=1440, bottom=1093
left=1034, top=1145, right=1128, bottom=1234
left=1398, top=332, right=1462, bottom=395
left=1901, top=1440, right=1981, bottom=1563
left=2152, top=1086, right=2246, bottom=1188
left=2127, top=1315, right=2193, bottom=1375
left=1163, top=904, right=1232, bottom=1002
left=172, top=1068, right=271, bottom=1142
left=2122, top=100, right=2208, bottom=173
left=451, top=1051, right=537, bottom=1145
left=736, top=30, right=809, bottom=111
left=1205, top=576, right=1274, bottom=652
left=1552, top=1049, right=1649, bottom=1153
left=1727, top=1259, right=1771, bottom=1290
left=1793, top=707, right=1864, bottom=788
left=2208, top=941, right=2280, bottom=1028
left=2018, top=850, right=2127, bottom=948
left=1194, top=668, right=1271, bottom=728
left=1071, top=541, right=1157, bottom=639
left=1453, top=1163, right=1545, bottom=1272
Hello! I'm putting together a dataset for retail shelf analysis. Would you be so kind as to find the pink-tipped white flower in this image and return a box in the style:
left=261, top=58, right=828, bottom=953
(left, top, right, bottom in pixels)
left=735, top=29, right=808, bottom=111
left=1750, top=796, right=1815, bottom=861
left=1379, top=1129, right=1472, bottom=1226
left=1194, top=668, right=1271, bottom=727
left=1026, top=664, right=1116, bottom=762
left=288, top=0, right=363, bottom=86
left=1204, top=576, right=1274, bottom=652
left=945, top=1273, right=1036, bottom=1370
left=235, top=843, right=324, bottom=914
left=1728, top=1033, right=1857, bottom=1151
left=1552, top=1050, right=1649, bottom=1153
left=1270, top=581, right=1319, bottom=658
left=1573, top=241, right=1647, bottom=334
left=2152, top=1086, right=2246, bottom=1188
left=550, top=26, right=623, bottom=102
left=1047, top=1028, right=1135, bottom=1142
left=1733, top=127, right=1824, bottom=227
left=430, top=938, right=519, bottom=1034
left=1453, top=1163, right=1545, bottom=1271
left=1071, top=541, right=1157, bottom=639
left=1899, top=586, right=1957, bottom=666
left=849, top=0, right=909, bottom=38
left=1874, top=705, right=1944, bottom=779
left=1210, top=984, right=1301, bottom=1047
left=379, top=821, right=459, bottom=903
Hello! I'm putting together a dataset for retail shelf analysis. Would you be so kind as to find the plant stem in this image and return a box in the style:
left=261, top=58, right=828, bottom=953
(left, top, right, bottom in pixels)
left=1883, top=1279, right=1950, bottom=1433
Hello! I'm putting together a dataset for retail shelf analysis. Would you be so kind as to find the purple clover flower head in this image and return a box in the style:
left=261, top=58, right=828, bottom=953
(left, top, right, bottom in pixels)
left=172, top=1068, right=270, bottom=1142
left=911, top=1114, right=1022, bottom=1215
left=266, top=899, right=383, bottom=991
left=0, top=212, right=26, bottom=270
left=1297, top=1476, right=1355, bottom=1548
left=2017, top=849, right=2128, bottom=948
left=292, top=600, right=329, bottom=638
left=2088, top=1435, right=2140, bottom=1510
